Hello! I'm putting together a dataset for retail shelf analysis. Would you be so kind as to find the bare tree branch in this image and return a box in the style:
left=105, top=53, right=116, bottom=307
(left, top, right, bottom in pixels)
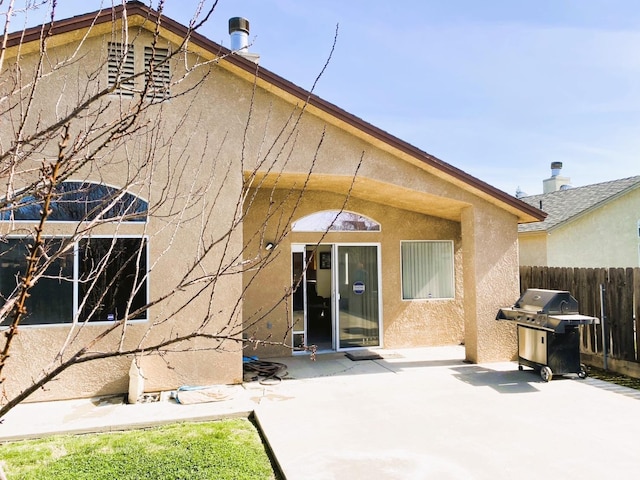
left=0, top=1, right=348, bottom=420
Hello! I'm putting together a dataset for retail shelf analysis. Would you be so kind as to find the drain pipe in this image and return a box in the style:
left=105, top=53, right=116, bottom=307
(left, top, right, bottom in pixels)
left=600, top=283, right=608, bottom=371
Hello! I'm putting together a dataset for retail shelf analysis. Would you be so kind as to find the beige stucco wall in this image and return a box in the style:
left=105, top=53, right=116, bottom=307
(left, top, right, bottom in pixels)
left=519, top=188, right=640, bottom=268
left=547, top=189, right=640, bottom=268
left=1, top=29, right=248, bottom=402
left=232, top=44, right=522, bottom=362
left=462, top=205, right=519, bottom=362
left=243, top=187, right=520, bottom=363
left=240, top=138, right=522, bottom=363
left=1, top=17, right=526, bottom=404
left=518, top=232, right=548, bottom=266
left=242, top=190, right=465, bottom=357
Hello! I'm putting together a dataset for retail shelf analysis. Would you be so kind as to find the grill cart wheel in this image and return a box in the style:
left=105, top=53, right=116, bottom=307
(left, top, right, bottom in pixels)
left=518, top=365, right=523, bottom=371
left=541, top=366, right=553, bottom=382
left=578, top=364, right=588, bottom=379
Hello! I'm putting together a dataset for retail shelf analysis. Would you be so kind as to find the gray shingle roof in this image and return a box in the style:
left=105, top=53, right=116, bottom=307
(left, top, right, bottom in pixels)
left=518, top=176, right=640, bottom=233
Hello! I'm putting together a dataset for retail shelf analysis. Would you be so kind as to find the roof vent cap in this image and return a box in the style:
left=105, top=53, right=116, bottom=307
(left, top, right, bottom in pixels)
left=229, top=17, right=250, bottom=52
left=228, top=17, right=260, bottom=63
left=551, top=161, right=563, bottom=177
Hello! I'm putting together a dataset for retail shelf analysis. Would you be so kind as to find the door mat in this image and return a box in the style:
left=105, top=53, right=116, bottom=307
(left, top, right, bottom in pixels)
left=345, top=350, right=383, bottom=361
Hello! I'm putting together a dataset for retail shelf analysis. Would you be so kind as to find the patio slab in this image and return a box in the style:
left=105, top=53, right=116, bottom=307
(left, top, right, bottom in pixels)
left=254, top=346, right=640, bottom=479
left=2, top=346, right=640, bottom=479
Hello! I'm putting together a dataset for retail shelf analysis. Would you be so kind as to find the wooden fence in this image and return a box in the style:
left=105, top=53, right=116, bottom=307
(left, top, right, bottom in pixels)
left=519, top=266, right=640, bottom=373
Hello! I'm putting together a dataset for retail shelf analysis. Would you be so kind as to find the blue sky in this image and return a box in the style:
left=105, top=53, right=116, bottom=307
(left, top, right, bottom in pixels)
left=16, top=1, right=640, bottom=196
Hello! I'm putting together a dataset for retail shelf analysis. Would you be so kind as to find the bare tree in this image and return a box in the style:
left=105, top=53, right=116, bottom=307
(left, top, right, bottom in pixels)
left=0, top=0, right=348, bottom=419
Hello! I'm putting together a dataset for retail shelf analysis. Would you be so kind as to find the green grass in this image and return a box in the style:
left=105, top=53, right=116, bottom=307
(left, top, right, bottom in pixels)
left=1, top=418, right=278, bottom=480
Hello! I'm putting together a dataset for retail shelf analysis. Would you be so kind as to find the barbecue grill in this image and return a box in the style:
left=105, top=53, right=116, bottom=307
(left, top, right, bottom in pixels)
left=496, top=288, right=599, bottom=382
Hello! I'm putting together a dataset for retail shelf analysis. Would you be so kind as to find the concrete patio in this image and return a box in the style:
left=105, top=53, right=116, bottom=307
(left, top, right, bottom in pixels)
left=2, top=346, right=640, bottom=479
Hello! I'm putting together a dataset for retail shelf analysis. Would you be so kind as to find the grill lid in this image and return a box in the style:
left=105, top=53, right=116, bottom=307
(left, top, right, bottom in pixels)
left=514, top=288, right=578, bottom=314
left=496, top=288, right=599, bottom=332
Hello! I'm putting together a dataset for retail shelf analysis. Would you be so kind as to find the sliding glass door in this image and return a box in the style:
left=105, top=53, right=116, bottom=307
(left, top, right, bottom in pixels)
left=291, top=243, right=381, bottom=352
left=336, top=245, right=380, bottom=349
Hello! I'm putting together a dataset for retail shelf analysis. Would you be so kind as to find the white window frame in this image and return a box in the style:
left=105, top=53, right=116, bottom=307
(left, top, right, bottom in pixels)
left=400, top=240, right=454, bottom=300
left=0, top=235, right=149, bottom=327
left=75, top=235, right=150, bottom=324
left=0, top=181, right=148, bottom=224
left=292, top=210, right=381, bottom=232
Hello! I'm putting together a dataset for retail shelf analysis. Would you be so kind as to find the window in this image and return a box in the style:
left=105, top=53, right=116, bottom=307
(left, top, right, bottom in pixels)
left=1, top=181, right=147, bottom=222
left=0, top=238, right=73, bottom=324
left=292, top=211, right=380, bottom=232
left=0, top=182, right=149, bottom=325
left=78, top=237, right=148, bottom=322
left=108, top=42, right=135, bottom=97
left=401, top=241, right=454, bottom=300
left=0, top=237, right=148, bottom=325
left=144, top=46, right=171, bottom=101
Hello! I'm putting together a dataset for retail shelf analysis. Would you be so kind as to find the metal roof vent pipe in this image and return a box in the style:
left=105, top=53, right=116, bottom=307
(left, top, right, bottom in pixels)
left=543, top=161, right=571, bottom=193
left=229, top=17, right=260, bottom=63
left=551, top=161, right=563, bottom=177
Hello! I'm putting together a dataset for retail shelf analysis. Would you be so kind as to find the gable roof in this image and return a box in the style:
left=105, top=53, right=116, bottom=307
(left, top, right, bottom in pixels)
left=5, top=2, right=545, bottom=224
left=518, top=176, right=640, bottom=233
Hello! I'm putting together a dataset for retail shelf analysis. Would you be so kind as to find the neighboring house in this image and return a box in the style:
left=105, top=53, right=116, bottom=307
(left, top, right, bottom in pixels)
left=0, top=3, right=544, bottom=403
left=519, top=163, right=640, bottom=267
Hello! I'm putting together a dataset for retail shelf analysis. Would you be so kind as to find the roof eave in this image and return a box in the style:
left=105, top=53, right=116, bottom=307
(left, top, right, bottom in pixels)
left=218, top=50, right=547, bottom=222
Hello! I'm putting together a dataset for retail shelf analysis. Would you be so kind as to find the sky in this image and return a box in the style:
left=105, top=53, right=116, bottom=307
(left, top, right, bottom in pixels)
left=11, top=0, right=640, bottom=196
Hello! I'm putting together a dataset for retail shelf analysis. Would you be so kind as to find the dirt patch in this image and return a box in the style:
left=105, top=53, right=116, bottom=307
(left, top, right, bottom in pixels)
left=587, top=366, right=640, bottom=390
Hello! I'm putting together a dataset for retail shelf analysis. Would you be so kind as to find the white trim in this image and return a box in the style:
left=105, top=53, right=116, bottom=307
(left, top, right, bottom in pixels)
left=74, top=234, right=150, bottom=325
left=290, top=245, right=307, bottom=355
left=291, top=210, right=381, bottom=232
left=290, top=242, right=383, bottom=353
left=334, top=242, right=383, bottom=351
left=0, top=180, right=149, bottom=224
left=0, top=234, right=150, bottom=327
left=400, top=239, right=455, bottom=301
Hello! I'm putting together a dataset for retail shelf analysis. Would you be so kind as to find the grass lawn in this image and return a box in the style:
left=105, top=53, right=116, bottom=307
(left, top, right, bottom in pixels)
left=1, top=418, right=278, bottom=480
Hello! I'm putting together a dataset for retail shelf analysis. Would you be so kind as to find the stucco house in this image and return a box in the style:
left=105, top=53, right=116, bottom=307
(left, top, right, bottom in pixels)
left=519, top=163, right=640, bottom=267
left=0, top=2, right=544, bottom=403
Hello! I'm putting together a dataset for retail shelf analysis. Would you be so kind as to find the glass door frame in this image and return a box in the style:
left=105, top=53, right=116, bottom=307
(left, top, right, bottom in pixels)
left=290, top=244, right=308, bottom=354
left=333, top=242, right=383, bottom=351
left=291, top=242, right=383, bottom=354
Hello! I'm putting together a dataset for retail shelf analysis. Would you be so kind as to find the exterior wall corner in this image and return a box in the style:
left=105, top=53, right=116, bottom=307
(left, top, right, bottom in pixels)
left=461, top=205, right=520, bottom=363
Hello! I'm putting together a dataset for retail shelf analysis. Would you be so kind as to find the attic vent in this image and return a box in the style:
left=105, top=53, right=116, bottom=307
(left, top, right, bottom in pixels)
left=144, top=47, right=171, bottom=101
left=107, top=42, right=135, bottom=97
